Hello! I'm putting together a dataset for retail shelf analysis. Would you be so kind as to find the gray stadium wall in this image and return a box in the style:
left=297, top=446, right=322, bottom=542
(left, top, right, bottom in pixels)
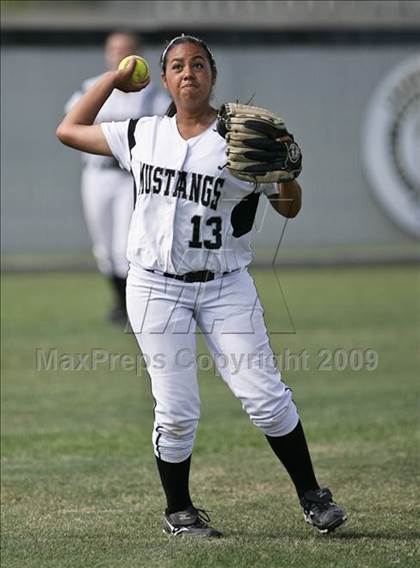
left=1, top=33, right=419, bottom=266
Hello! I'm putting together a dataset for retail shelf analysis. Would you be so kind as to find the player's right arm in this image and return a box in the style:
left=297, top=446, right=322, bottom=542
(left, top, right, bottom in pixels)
left=56, top=59, right=149, bottom=155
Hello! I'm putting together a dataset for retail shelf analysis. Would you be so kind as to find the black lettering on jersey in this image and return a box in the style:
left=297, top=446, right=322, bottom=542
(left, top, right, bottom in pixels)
left=143, top=164, right=150, bottom=194
left=173, top=171, right=187, bottom=199
left=201, top=175, right=213, bottom=207
left=136, top=162, right=225, bottom=212
left=189, top=173, right=202, bottom=203
left=145, top=164, right=153, bottom=194
left=152, top=167, right=163, bottom=194
left=139, top=163, right=146, bottom=195
left=163, top=168, right=176, bottom=195
left=230, top=191, right=260, bottom=238
left=210, top=178, right=224, bottom=211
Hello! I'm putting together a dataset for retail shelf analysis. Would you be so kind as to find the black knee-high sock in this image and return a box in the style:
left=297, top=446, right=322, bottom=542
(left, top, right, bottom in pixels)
left=266, top=421, right=320, bottom=499
left=155, top=455, right=193, bottom=514
left=110, top=275, right=126, bottom=309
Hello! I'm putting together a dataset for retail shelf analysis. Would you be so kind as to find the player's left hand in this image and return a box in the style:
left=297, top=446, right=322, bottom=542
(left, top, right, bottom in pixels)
left=113, top=58, right=150, bottom=93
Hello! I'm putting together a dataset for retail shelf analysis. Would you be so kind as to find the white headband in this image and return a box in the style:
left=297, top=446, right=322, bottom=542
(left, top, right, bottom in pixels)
left=160, top=34, right=216, bottom=70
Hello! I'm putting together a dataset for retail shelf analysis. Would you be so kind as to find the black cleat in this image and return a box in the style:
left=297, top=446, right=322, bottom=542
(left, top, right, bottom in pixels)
left=163, top=506, right=223, bottom=538
left=300, top=488, right=347, bottom=534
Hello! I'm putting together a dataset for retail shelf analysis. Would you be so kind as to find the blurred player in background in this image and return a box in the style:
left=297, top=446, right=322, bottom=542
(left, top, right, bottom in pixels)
left=65, top=31, right=169, bottom=324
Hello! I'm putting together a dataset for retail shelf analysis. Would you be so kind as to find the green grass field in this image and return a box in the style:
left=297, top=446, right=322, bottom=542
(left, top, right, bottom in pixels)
left=1, top=267, right=419, bottom=567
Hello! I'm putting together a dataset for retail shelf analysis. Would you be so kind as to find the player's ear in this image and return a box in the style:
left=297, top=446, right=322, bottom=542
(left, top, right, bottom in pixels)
left=161, top=73, right=168, bottom=89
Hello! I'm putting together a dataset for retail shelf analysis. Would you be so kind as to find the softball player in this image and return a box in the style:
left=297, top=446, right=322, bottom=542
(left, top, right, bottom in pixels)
left=65, top=31, right=169, bottom=323
left=57, top=35, right=347, bottom=537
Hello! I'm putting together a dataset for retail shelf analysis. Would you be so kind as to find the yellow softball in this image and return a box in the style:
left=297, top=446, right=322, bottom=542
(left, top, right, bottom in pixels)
left=118, top=55, right=149, bottom=83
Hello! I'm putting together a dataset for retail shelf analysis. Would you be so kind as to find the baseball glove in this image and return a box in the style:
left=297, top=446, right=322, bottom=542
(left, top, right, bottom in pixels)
left=216, top=103, right=302, bottom=183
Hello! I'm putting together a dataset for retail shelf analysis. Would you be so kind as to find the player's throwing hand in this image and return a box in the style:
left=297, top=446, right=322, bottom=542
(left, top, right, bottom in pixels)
left=113, top=57, right=151, bottom=93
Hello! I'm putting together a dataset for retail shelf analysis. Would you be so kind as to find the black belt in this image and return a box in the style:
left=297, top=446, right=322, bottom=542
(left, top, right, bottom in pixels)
left=145, top=268, right=239, bottom=283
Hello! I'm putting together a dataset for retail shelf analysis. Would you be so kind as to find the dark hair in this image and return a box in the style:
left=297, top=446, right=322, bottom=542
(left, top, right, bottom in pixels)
left=160, top=34, right=217, bottom=117
left=105, top=30, right=140, bottom=49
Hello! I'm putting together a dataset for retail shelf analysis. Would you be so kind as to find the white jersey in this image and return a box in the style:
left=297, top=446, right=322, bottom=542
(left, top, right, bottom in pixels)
left=102, top=115, right=278, bottom=274
left=66, top=75, right=169, bottom=169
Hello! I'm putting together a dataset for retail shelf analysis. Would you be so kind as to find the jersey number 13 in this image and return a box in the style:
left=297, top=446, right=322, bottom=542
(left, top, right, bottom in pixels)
left=189, top=215, right=222, bottom=250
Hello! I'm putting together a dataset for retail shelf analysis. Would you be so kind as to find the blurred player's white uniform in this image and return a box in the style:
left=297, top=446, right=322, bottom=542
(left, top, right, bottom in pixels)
left=65, top=79, right=169, bottom=320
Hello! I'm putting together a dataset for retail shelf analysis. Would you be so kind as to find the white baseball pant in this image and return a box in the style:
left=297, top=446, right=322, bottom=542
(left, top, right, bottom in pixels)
left=81, top=166, right=134, bottom=278
left=127, top=265, right=299, bottom=463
